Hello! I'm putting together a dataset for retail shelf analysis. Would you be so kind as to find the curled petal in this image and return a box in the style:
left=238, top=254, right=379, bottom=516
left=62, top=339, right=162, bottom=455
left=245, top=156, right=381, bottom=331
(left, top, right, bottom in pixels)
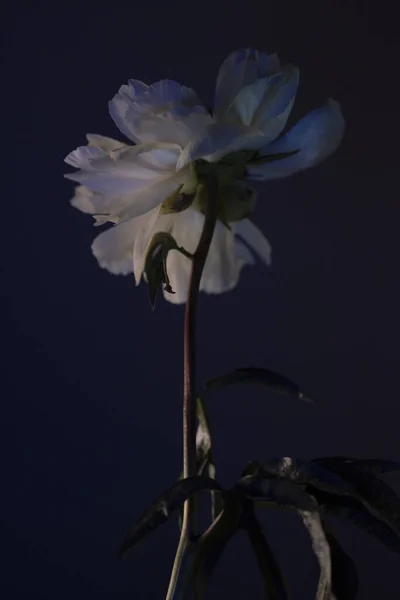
left=247, top=99, right=345, bottom=180
left=214, top=48, right=280, bottom=119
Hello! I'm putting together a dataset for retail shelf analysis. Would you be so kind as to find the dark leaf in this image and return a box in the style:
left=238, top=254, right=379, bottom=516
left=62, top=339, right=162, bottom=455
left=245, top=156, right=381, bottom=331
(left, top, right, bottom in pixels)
left=192, top=491, right=242, bottom=600
left=323, top=526, right=359, bottom=600
left=314, top=458, right=400, bottom=537
left=315, top=456, right=400, bottom=475
left=257, top=457, right=358, bottom=498
left=204, top=367, right=314, bottom=404
left=300, top=509, right=333, bottom=600
left=242, top=503, right=289, bottom=599
left=119, top=476, right=222, bottom=558
left=317, top=490, right=400, bottom=554
left=236, top=474, right=317, bottom=512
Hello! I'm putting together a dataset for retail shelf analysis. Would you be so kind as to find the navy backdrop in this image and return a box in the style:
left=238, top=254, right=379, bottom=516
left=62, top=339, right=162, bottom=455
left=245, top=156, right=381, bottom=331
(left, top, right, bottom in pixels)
left=4, top=0, right=400, bottom=598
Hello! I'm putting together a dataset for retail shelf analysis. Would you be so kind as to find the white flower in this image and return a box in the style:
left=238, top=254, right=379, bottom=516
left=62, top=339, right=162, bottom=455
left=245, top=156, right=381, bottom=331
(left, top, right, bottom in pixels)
left=178, top=49, right=345, bottom=177
left=66, top=128, right=270, bottom=303
left=66, top=49, right=344, bottom=304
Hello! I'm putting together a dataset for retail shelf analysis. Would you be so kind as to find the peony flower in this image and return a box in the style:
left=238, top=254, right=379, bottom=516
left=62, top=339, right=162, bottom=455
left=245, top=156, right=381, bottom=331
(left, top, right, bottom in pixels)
left=65, top=49, right=344, bottom=304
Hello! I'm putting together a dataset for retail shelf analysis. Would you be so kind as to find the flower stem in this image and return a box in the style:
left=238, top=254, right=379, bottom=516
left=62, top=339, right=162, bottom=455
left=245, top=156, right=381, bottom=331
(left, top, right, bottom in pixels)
left=166, top=175, right=218, bottom=600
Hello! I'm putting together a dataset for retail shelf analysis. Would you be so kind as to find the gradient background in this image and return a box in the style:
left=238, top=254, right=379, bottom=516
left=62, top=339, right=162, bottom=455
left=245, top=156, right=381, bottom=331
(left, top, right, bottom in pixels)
left=4, top=0, right=400, bottom=597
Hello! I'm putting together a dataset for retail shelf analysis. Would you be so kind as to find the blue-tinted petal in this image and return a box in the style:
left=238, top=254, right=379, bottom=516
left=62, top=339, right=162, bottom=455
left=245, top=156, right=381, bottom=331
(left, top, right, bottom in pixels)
left=214, top=48, right=280, bottom=118
left=247, top=99, right=345, bottom=180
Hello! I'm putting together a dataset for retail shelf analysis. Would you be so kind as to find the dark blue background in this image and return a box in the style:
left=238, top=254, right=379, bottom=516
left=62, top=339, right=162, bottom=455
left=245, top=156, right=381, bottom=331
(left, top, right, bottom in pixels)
left=4, top=0, right=400, bottom=597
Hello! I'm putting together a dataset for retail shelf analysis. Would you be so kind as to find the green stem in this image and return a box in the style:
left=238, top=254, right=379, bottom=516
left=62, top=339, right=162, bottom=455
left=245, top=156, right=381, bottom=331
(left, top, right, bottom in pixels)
left=165, top=175, right=218, bottom=600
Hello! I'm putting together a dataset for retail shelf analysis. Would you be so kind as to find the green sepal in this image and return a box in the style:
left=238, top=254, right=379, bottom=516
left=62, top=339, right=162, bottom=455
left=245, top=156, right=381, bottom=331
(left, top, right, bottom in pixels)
left=160, top=177, right=198, bottom=215
left=144, top=232, right=193, bottom=309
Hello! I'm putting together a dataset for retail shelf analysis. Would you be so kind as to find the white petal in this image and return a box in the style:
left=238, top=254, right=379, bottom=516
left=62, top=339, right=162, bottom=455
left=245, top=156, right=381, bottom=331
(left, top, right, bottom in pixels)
left=109, top=79, right=212, bottom=147
left=234, top=219, right=272, bottom=265
left=116, top=170, right=188, bottom=222
left=176, top=122, right=266, bottom=169
left=108, top=80, right=149, bottom=143
left=91, top=207, right=159, bottom=276
left=247, top=99, right=345, bottom=180
left=86, top=133, right=127, bottom=152
left=64, top=145, right=106, bottom=169
left=200, top=220, right=246, bottom=294
left=65, top=144, right=181, bottom=196
left=157, top=210, right=253, bottom=302
left=226, top=65, right=299, bottom=141
left=214, top=48, right=280, bottom=119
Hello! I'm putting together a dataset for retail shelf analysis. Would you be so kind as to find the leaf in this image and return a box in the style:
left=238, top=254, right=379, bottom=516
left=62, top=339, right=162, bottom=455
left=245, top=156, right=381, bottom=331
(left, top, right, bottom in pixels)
left=256, top=457, right=358, bottom=498
left=192, top=491, right=242, bottom=600
left=323, top=526, right=359, bottom=600
left=236, top=474, right=318, bottom=512
left=314, top=458, right=400, bottom=538
left=300, top=509, right=334, bottom=600
left=242, top=502, right=289, bottom=599
left=119, top=476, right=222, bottom=558
left=315, top=456, right=400, bottom=475
left=316, top=490, right=400, bottom=554
left=204, top=367, right=315, bottom=404
left=252, top=456, right=400, bottom=553
left=144, top=232, right=192, bottom=309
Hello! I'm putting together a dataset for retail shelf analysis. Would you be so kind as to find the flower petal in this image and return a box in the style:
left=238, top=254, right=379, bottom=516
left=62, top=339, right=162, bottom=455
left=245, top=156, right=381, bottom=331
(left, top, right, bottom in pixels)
left=109, top=79, right=212, bottom=147
left=247, top=99, right=345, bottom=180
left=156, top=210, right=255, bottom=302
left=64, top=145, right=106, bottom=169
left=214, top=49, right=280, bottom=119
left=226, top=65, right=299, bottom=141
left=65, top=144, right=181, bottom=196
left=86, top=133, right=127, bottom=152
left=91, top=207, right=159, bottom=276
left=234, top=219, right=272, bottom=265
left=108, top=80, right=149, bottom=143
left=176, top=122, right=266, bottom=169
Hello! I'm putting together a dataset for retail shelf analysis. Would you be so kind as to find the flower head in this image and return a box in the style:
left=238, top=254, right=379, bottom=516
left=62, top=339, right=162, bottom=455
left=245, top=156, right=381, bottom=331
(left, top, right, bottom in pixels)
left=65, top=49, right=344, bottom=304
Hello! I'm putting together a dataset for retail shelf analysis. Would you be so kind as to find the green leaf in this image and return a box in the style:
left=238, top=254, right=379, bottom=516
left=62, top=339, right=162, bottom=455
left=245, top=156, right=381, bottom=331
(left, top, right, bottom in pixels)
left=314, top=458, right=400, bottom=538
left=119, top=476, right=222, bottom=558
left=144, top=232, right=192, bottom=309
left=242, top=503, right=289, bottom=599
left=323, top=526, right=359, bottom=600
left=192, top=490, right=242, bottom=600
left=204, top=367, right=315, bottom=404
